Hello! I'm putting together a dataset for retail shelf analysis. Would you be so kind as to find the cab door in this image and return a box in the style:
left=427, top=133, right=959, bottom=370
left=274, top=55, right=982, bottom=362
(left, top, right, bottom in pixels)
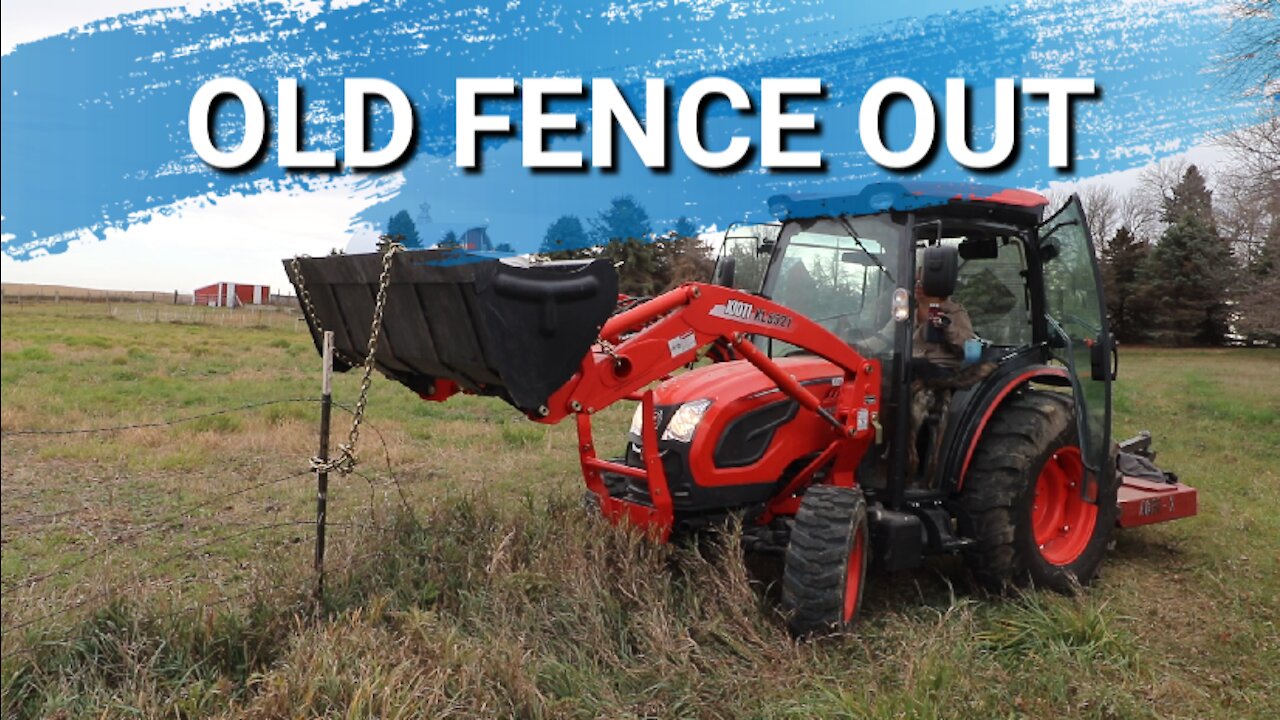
left=712, top=223, right=780, bottom=293
left=1038, top=196, right=1114, bottom=489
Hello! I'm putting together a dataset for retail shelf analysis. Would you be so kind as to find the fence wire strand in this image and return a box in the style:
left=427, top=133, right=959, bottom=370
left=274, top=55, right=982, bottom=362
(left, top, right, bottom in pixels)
left=1, top=383, right=423, bottom=660
left=0, top=397, right=322, bottom=437
left=1, top=468, right=313, bottom=593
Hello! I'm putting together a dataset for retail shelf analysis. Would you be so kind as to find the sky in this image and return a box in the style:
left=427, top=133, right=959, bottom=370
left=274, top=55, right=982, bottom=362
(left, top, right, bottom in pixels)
left=0, top=0, right=1254, bottom=293
left=1, top=1, right=397, bottom=292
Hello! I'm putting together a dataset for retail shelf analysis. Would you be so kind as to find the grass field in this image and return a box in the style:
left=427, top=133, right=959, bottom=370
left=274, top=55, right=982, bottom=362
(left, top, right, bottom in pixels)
left=2, top=300, right=1278, bottom=719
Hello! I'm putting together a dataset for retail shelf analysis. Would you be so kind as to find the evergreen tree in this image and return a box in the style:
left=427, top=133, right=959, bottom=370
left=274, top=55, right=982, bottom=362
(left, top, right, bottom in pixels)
left=438, top=230, right=460, bottom=249
left=663, top=216, right=713, bottom=289
left=591, top=195, right=653, bottom=244
left=592, top=197, right=661, bottom=296
left=540, top=215, right=593, bottom=259
left=1161, top=165, right=1215, bottom=223
left=672, top=216, right=698, bottom=240
left=1136, top=166, right=1236, bottom=345
left=387, top=210, right=423, bottom=249
left=1100, top=226, right=1150, bottom=344
left=600, top=237, right=663, bottom=296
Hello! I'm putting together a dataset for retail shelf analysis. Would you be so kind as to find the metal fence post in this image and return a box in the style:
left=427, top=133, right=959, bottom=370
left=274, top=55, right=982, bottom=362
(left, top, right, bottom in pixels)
left=315, top=331, right=335, bottom=605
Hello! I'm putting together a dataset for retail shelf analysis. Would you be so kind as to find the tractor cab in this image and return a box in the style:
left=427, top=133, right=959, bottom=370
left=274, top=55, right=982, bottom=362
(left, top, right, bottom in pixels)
left=713, top=182, right=1114, bottom=500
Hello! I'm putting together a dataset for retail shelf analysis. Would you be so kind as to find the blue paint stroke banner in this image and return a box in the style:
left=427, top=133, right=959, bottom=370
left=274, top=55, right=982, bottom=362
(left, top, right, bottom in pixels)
left=0, top=0, right=1259, bottom=260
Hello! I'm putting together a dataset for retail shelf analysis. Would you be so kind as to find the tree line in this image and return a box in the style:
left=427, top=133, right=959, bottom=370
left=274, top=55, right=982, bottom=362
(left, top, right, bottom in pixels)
left=1079, top=0, right=1278, bottom=347
left=538, top=197, right=713, bottom=297
left=379, top=153, right=1276, bottom=348
left=541, top=156, right=1280, bottom=348
left=1062, top=141, right=1278, bottom=347
left=381, top=196, right=712, bottom=299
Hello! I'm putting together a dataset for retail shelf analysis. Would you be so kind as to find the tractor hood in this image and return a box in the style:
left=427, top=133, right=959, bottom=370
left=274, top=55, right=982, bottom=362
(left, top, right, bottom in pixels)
left=654, top=356, right=844, bottom=407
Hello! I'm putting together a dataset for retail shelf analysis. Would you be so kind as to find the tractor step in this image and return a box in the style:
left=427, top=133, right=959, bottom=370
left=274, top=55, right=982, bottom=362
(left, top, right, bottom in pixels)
left=285, top=250, right=618, bottom=415
left=911, top=504, right=976, bottom=553
left=1116, top=476, right=1198, bottom=528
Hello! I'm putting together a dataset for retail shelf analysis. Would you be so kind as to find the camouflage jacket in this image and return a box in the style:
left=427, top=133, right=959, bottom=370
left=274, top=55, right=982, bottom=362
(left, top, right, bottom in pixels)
left=912, top=298, right=976, bottom=369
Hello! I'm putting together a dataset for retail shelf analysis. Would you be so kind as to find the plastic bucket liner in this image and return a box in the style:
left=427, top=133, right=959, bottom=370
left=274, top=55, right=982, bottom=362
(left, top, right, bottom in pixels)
left=285, top=251, right=619, bottom=414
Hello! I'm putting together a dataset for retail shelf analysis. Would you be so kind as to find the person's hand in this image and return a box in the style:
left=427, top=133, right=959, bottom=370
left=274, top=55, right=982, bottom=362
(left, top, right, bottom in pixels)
left=928, top=306, right=952, bottom=329
left=914, top=281, right=948, bottom=324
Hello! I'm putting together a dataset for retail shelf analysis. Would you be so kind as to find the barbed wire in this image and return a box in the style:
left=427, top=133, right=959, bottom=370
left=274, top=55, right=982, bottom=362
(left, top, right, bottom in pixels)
left=0, top=397, right=322, bottom=437
left=0, top=357, right=427, bottom=655
left=0, top=392, right=411, bottom=586
left=1, top=468, right=312, bottom=593
left=332, top=399, right=417, bottom=520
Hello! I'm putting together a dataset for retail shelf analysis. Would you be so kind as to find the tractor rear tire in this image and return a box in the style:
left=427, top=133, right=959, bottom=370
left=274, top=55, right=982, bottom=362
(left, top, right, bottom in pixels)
left=957, top=389, right=1118, bottom=594
left=782, top=485, right=869, bottom=637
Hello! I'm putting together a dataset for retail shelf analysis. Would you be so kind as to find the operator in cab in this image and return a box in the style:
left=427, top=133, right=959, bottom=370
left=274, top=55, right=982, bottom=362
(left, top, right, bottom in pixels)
left=858, top=258, right=984, bottom=482
left=912, top=271, right=977, bottom=373
left=854, top=266, right=977, bottom=372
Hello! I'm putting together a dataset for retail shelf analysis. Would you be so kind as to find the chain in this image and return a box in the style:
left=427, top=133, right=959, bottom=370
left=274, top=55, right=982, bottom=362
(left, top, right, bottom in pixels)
left=289, top=254, right=319, bottom=330
left=597, top=337, right=622, bottom=364
left=290, top=254, right=360, bottom=367
left=309, top=238, right=403, bottom=475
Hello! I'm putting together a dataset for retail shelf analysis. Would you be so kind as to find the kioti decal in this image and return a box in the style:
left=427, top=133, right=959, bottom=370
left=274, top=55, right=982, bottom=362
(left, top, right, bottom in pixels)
left=710, top=299, right=793, bottom=330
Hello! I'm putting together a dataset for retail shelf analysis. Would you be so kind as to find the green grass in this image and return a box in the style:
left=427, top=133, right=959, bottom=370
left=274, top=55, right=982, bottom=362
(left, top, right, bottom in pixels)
left=2, top=301, right=1279, bottom=718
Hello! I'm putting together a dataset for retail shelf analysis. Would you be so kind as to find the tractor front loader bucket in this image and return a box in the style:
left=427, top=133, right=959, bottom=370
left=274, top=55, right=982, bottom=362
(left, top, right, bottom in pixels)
left=285, top=251, right=619, bottom=415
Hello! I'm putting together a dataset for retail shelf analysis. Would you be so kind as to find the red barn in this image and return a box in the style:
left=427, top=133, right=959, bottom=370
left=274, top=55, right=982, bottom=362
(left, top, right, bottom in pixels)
left=193, top=282, right=269, bottom=308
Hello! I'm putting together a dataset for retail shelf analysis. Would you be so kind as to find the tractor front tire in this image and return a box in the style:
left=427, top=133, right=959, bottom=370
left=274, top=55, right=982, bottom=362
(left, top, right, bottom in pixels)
left=782, top=485, right=869, bottom=637
left=957, top=390, right=1118, bottom=594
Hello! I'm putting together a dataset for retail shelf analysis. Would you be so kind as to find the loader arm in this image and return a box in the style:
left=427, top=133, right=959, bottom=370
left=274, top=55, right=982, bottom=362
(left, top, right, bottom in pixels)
left=550, top=283, right=882, bottom=539
left=539, top=283, right=880, bottom=426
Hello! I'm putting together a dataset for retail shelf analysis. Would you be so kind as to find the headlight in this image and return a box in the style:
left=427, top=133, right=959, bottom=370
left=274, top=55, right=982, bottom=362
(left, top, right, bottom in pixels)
left=660, top=399, right=712, bottom=443
left=629, top=399, right=712, bottom=443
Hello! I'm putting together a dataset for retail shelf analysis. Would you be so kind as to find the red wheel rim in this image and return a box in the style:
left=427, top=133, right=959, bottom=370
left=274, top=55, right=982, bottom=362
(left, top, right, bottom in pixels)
left=1031, top=445, right=1097, bottom=566
left=842, top=526, right=866, bottom=623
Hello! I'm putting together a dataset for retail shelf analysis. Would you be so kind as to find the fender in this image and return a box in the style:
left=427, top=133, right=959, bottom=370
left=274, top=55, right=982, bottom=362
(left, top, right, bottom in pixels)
left=937, top=358, right=1070, bottom=494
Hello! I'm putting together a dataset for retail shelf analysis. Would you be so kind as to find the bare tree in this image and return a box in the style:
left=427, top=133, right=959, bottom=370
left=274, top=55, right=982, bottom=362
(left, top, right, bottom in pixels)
left=1216, top=161, right=1277, bottom=265
left=1218, top=110, right=1280, bottom=194
left=1117, top=189, right=1154, bottom=242
left=1041, top=187, right=1072, bottom=219
left=1219, top=0, right=1280, bottom=98
left=1079, top=184, right=1120, bottom=249
left=1216, top=108, right=1280, bottom=344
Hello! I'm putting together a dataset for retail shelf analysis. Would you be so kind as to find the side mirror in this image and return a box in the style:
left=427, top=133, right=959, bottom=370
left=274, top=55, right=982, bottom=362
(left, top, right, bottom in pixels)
left=1090, top=338, right=1118, bottom=381
left=714, top=255, right=737, bottom=288
left=920, top=245, right=959, bottom=298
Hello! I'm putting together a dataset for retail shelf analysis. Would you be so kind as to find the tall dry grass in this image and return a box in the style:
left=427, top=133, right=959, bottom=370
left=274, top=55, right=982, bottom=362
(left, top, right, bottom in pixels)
left=4, top=492, right=805, bottom=718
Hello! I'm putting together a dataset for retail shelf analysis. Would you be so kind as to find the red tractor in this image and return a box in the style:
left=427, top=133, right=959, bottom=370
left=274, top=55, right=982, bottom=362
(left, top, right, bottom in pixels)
left=288, top=182, right=1196, bottom=636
